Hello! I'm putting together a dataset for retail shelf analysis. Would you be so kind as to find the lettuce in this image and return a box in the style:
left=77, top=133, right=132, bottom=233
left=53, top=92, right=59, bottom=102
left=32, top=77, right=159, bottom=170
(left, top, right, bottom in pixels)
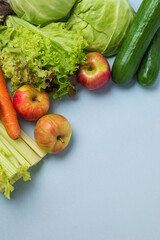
left=67, top=0, right=134, bottom=57
left=9, top=0, right=77, bottom=26
left=0, top=16, right=87, bottom=98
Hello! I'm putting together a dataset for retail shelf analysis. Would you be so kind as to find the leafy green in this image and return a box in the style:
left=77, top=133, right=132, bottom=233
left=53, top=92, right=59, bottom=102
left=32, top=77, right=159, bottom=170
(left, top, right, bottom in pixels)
left=9, top=0, right=77, bottom=26
left=67, top=0, right=134, bottom=57
left=0, top=16, right=87, bottom=98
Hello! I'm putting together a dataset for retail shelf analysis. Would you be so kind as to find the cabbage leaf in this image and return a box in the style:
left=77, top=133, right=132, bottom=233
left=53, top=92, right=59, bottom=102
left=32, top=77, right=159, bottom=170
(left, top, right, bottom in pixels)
left=9, top=0, right=77, bottom=26
left=67, top=0, right=134, bottom=56
left=0, top=16, right=87, bottom=98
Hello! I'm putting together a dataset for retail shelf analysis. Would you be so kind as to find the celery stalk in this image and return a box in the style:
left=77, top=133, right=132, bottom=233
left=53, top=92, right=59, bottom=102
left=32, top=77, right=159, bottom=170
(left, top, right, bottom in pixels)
left=20, top=130, right=47, bottom=160
left=0, top=140, right=21, bottom=168
left=0, top=121, right=47, bottom=199
left=0, top=141, right=11, bottom=156
left=0, top=152, right=17, bottom=178
left=0, top=135, right=30, bottom=167
left=0, top=123, right=41, bottom=165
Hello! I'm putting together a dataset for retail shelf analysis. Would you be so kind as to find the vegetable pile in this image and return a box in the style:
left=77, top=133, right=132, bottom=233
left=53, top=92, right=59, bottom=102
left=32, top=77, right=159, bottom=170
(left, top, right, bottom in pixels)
left=0, top=0, right=159, bottom=199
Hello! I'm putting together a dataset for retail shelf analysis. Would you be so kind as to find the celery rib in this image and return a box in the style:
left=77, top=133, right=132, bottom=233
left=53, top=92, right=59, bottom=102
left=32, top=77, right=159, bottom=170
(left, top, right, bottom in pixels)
left=0, top=152, right=17, bottom=178
left=20, top=130, right=47, bottom=159
left=0, top=141, right=11, bottom=156
left=0, top=141, right=20, bottom=168
left=0, top=135, right=30, bottom=167
left=0, top=120, right=47, bottom=199
left=0, top=122, right=42, bottom=165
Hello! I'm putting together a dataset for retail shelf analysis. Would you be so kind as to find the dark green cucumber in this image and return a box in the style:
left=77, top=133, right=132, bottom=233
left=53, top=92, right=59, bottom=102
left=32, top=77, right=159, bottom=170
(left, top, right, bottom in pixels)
left=112, top=0, right=160, bottom=85
left=137, top=28, right=160, bottom=86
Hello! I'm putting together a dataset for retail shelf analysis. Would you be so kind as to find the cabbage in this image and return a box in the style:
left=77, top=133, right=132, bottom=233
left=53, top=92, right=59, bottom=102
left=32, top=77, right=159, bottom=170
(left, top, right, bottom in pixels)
left=9, top=0, right=77, bottom=26
left=67, top=0, right=134, bottom=57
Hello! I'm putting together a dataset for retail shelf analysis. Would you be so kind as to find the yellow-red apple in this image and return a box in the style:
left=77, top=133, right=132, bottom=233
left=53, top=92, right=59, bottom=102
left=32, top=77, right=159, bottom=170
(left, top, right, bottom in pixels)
left=34, top=114, right=72, bottom=154
left=78, top=52, right=111, bottom=90
left=13, top=85, right=49, bottom=120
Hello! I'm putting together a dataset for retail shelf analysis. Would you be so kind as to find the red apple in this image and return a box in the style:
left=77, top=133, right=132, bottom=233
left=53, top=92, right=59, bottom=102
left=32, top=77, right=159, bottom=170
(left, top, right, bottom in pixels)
left=34, top=114, right=72, bottom=154
left=78, top=52, right=111, bottom=90
left=13, top=85, right=49, bottom=121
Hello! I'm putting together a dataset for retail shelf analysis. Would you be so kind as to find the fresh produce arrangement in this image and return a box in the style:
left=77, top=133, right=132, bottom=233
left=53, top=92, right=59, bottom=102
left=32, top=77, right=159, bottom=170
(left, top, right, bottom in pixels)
left=0, top=0, right=159, bottom=199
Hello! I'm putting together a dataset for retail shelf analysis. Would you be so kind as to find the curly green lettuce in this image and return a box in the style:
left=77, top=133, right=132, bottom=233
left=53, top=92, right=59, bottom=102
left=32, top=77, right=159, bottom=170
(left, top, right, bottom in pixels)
left=0, top=16, right=88, bottom=98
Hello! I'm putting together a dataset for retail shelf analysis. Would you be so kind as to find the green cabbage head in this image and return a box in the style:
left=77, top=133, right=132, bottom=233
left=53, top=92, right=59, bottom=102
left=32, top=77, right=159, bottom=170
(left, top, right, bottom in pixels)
left=67, top=0, right=134, bottom=57
left=9, top=0, right=77, bottom=26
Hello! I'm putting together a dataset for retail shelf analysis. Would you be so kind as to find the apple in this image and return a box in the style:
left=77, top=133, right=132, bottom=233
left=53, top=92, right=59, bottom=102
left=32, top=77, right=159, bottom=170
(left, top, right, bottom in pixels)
left=13, top=85, right=49, bottom=121
left=78, top=52, right=111, bottom=90
left=34, top=114, right=72, bottom=154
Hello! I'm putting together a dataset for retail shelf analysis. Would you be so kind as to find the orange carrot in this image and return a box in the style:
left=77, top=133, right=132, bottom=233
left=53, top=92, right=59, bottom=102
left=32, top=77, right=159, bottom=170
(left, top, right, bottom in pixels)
left=0, top=68, right=20, bottom=140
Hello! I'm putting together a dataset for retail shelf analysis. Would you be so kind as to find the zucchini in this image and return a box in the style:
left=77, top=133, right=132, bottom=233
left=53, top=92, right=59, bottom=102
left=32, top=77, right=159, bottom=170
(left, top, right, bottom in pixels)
left=137, top=28, right=160, bottom=86
left=112, top=0, right=160, bottom=85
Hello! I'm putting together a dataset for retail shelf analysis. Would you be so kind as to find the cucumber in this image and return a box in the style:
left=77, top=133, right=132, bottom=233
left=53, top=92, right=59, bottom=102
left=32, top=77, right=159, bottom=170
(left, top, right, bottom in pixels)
left=112, top=0, right=160, bottom=85
left=137, top=28, right=160, bottom=86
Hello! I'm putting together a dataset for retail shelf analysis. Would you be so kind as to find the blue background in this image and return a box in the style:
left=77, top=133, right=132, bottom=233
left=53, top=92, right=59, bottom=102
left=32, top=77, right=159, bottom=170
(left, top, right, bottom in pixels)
left=1, top=1, right=160, bottom=239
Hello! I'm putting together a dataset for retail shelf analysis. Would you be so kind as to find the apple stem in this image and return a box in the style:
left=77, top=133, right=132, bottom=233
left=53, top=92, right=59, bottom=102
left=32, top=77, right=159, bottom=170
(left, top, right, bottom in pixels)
left=59, top=138, right=65, bottom=144
left=57, top=136, right=65, bottom=143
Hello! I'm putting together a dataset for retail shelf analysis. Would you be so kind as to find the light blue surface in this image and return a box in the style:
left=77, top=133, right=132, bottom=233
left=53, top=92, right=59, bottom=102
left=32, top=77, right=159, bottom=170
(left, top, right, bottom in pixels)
left=1, top=1, right=160, bottom=239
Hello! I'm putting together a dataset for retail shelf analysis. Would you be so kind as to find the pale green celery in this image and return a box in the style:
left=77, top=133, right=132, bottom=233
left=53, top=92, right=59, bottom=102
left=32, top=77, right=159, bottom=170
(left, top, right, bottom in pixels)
left=7, top=155, right=20, bottom=169
left=0, top=165, right=15, bottom=199
left=0, top=151, right=30, bottom=198
left=0, top=121, right=46, bottom=199
left=4, top=182, right=14, bottom=199
left=0, top=166, right=8, bottom=192
left=0, top=135, right=30, bottom=167
left=0, top=152, right=17, bottom=178
left=0, top=136, right=31, bottom=199
left=0, top=155, right=31, bottom=199
left=0, top=164, right=31, bottom=199
left=0, top=141, right=20, bottom=168
left=20, top=130, right=47, bottom=160
left=0, top=141, right=11, bottom=155
left=0, top=122, right=41, bottom=165
left=10, top=136, right=41, bottom=166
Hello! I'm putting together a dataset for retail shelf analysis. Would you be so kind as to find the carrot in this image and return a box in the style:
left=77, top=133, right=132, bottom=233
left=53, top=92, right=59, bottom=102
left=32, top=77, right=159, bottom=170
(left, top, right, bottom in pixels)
left=0, top=68, right=20, bottom=140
